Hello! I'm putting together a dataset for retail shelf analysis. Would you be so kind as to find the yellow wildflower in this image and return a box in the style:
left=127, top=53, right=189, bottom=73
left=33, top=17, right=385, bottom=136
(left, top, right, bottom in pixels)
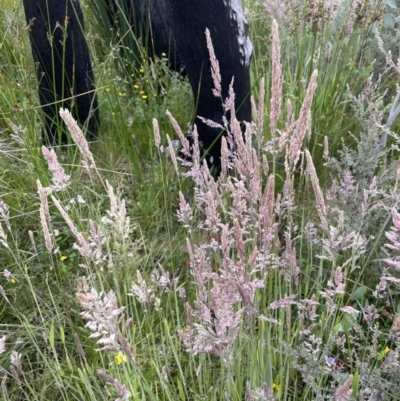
left=60, top=255, right=68, bottom=262
left=116, top=353, right=127, bottom=365
left=133, top=84, right=139, bottom=89
left=10, top=278, right=16, bottom=284
left=377, top=346, right=391, bottom=360
left=142, top=95, right=148, bottom=100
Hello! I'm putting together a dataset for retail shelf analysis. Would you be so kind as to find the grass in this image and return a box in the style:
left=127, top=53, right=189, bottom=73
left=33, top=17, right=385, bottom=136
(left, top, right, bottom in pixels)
left=1, top=0, right=400, bottom=400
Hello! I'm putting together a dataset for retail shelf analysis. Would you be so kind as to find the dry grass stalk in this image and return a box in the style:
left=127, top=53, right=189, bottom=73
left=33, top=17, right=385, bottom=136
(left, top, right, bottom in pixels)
left=288, top=70, right=318, bottom=165
left=152, top=118, right=161, bottom=151
left=59, top=108, right=97, bottom=172
left=270, top=19, right=282, bottom=138
left=261, top=174, right=275, bottom=249
left=37, top=179, right=53, bottom=252
left=167, top=134, right=179, bottom=175
left=97, top=369, right=131, bottom=400
left=305, top=149, right=328, bottom=230
left=51, top=195, right=90, bottom=256
left=205, top=28, right=222, bottom=98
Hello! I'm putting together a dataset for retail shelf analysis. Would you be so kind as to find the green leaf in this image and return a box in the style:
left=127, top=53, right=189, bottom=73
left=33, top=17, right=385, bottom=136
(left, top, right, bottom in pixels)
left=334, top=322, right=343, bottom=332
left=59, top=324, right=65, bottom=344
left=383, top=13, right=395, bottom=29
left=387, top=0, right=398, bottom=9
left=352, top=371, right=360, bottom=398
left=334, top=317, right=353, bottom=333
left=341, top=316, right=354, bottom=333
left=351, top=286, right=368, bottom=300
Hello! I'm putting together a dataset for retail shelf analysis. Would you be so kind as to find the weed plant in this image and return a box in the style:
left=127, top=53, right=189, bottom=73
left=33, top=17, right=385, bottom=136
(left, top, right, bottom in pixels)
left=1, top=0, right=400, bottom=400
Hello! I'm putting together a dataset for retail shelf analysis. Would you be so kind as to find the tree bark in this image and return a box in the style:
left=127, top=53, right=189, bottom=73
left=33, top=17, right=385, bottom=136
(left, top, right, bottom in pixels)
left=97, top=0, right=184, bottom=73
left=164, top=0, right=252, bottom=168
left=23, top=0, right=99, bottom=145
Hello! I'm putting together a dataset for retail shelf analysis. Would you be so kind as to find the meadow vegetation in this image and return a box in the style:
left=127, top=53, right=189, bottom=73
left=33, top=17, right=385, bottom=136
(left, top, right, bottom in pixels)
left=1, top=0, right=400, bottom=400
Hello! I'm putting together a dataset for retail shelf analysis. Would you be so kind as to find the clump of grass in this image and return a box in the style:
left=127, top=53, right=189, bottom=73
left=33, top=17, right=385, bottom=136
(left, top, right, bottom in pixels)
left=1, top=1, right=400, bottom=400
left=158, top=21, right=400, bottom=399
left=251, top=0, right=388, bottom=173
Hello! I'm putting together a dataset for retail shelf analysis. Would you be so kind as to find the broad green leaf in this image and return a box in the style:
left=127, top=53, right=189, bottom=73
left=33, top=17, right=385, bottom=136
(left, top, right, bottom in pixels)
left=341, top=316, right=354, bottom=333
left=383, top=13, right=395, bottom=29
left=351, top=286, right=368, bottom=300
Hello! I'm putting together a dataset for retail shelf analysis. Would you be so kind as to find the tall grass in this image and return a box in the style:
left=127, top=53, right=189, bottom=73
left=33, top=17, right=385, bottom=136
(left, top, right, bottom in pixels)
left=1, top=0, right=400, bottom=400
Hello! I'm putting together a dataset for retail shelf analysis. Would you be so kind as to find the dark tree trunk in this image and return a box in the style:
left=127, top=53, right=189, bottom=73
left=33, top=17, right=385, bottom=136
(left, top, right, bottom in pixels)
left=164, top=0, right=252, bottom=168
left=23, top=0, right=99, bottom=145
left=98, top=0, right=184, bottom=73
left=146, top=0, right=184, bottom=73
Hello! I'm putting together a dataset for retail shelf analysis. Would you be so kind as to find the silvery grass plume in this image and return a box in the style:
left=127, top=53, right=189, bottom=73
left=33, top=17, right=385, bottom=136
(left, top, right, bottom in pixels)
left=319, top=265, right=345, bottom=315
left=0, top=223, right=8, bottom=250
left=37, top=179, right=53, bottom=252
left=88, top=180, right=134, bottom=266
left=275, top=62, right=316, bottom=157
left=286, top=71, right=318, bottom=166
left=152, top=118, right=162, bottom=153
left=246, top=381, right=277, bottom=401
left=101, top=180, right=132, bottom=240
left=1, top=374, right=8, bottom=401
left=1, top=350, right=25, bottom=392
left=373, top=207, right=400, bottom=293
left=391, top=314, right=400, bottom=338
left=263, top=0, right=286, bottom=20
left=262, top=42, right=318, bottom=241
left=205, top=28, right=222, bottom=99
left=269, top=19, right=282, bottom=141
left=263, top=0, right=371, bottom=39
left=97, top=369, right=131, bottom=401
left=51, top=195, right=91, bottom=258
left=59, top=108, right=97, bottom=174
left=76, top=279, right=134, bottom=362
left=0, top=200, right=10, bottom=230
left=305, top=149, right=327, bottom=230
left=150, top=264, right=179, bottom=293
left=297, top=295, right=319, bottom=337
left=172, top=25, right=294, bottom=366
left=383, top=208, right=400, bottom=264
left=76, top=279, right=134, bottom=401
left=178, top=261, right=245, bottom=367
left=45, top=192, right=104, bottom=265
left=40, top=176, right=134, bottom=268
left=128, top=270, right=161, bottom=312
left=41, top=146, right=71, bottom=191
left=37, top=148, right=108, bottom=263
left=334, top=374, right=353, bottom=401
left=129, top=266, right=180, bottom=312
